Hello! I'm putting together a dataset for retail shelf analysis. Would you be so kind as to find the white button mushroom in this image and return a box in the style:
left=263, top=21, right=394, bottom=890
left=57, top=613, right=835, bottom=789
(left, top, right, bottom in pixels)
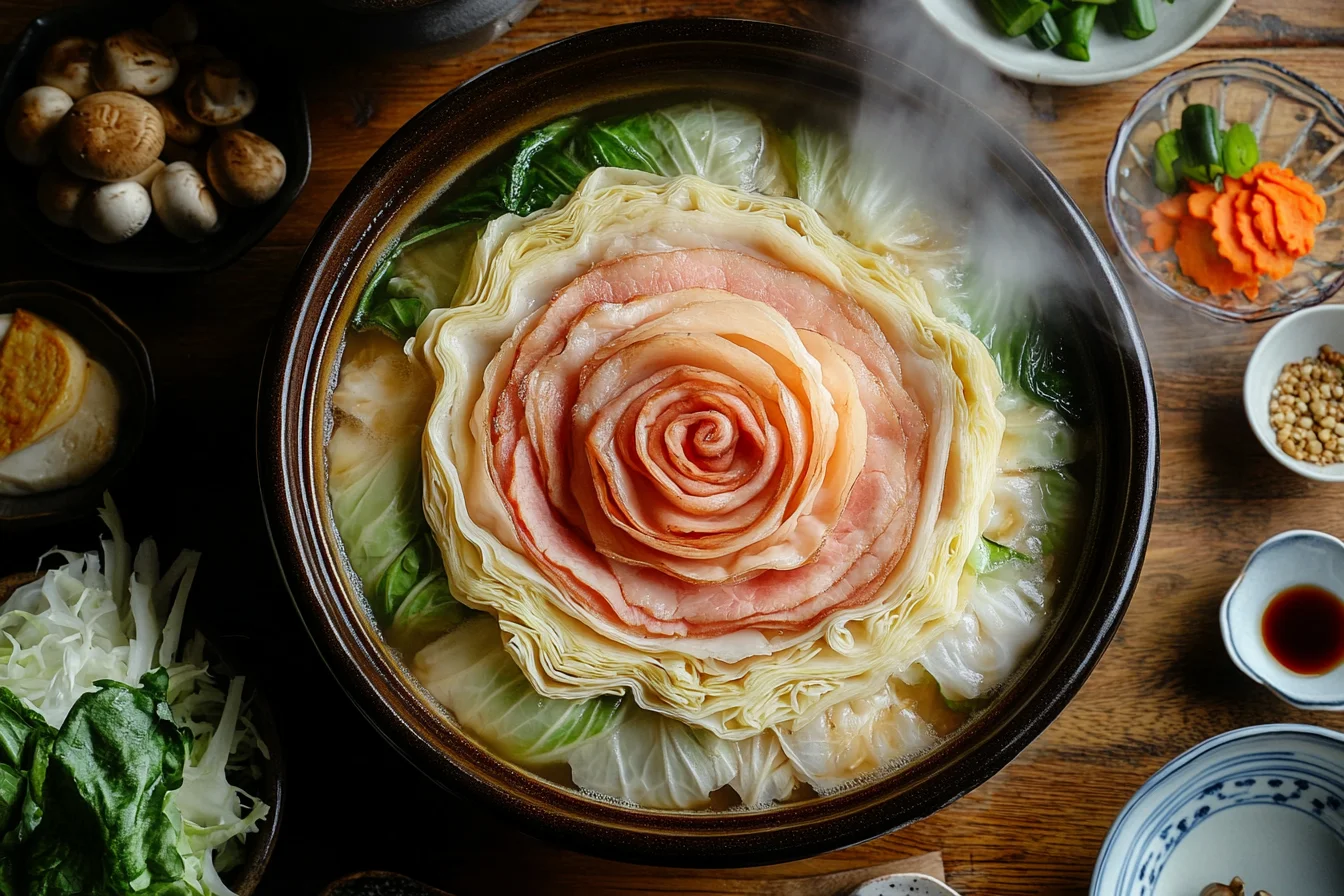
left=184, top=60, right=257, bottom=127
left=77, top=180, right=153, bottom=243
left=37, top=37, right=97, bottom=100
left=91, top=30, right=179, bottom=96
left=152, top=3, right=199, bottom=45
left=206, top=128, right=285, bottom=207
left=58, top=92, right=165, bottom=182
left=36, top=165, right=89, bottom=228
left=151, top=161, right=220, bottom=242
left=5, top=86, right=73, bottom=166
left=150, top=95, right=205, bottom=146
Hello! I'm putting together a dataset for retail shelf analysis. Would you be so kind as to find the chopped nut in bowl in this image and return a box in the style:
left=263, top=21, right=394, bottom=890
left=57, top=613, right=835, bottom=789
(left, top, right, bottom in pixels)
left=1244, top=303, right=1344, bottom=482
left=1106, top=59, right=1344, bottom=323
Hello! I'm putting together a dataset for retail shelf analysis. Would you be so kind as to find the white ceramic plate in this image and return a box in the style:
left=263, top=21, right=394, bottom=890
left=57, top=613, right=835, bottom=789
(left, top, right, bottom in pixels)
left=912, top=0, right=1233, bottom=86
left=1243, top=303, right=1344, bottom=483
left=1092, top=725, right=1344, bottom=896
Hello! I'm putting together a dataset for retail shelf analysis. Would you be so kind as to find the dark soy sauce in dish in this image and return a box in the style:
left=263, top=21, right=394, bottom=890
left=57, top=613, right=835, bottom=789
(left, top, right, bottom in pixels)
left=1262, top=585, right=1344, bottom=675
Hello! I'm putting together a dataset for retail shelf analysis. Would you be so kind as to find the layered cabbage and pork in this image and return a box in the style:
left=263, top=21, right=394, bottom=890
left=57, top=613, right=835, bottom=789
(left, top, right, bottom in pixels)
left=328, top=101, right=1083, bottom=809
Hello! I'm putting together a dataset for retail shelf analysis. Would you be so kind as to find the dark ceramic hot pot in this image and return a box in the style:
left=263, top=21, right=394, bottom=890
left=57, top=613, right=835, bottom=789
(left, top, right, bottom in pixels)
left=259, top=18, right=1159, bottom=866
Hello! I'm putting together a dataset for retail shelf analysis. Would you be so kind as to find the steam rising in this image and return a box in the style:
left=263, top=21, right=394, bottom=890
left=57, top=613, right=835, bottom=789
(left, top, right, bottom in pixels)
left=831, top=1, right=1081, bottom=309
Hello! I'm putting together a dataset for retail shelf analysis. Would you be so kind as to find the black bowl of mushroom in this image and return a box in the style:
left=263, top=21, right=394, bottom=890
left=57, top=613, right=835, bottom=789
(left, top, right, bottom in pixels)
left=0, top=2, right=310, bottom=273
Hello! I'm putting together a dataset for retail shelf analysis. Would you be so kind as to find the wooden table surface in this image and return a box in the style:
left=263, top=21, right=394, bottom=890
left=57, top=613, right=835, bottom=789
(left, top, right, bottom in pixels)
left=3, top=1, right=1344, bottom=894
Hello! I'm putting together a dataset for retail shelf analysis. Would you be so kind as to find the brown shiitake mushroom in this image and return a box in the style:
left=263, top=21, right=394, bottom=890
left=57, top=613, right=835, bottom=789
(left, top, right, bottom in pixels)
left=184, top=61, right=257, bottom=127
left=91, top=30, right=179, bottom=96
left=152, top=3, right=199, bottom=45
left=206, top=128, right=285, bottom=207
left=5, top=86, right=73, bottom=166
left=149, top=95, right=205, bottom=146
left=36, top=37, right=97, bottom=100
left=77, top=180, right=152, bottom=243
left=36, top=165, right=89, bottom=228
left=59, top=92, right=165, bottom=182
left=151, top=161, right=220, bottom=241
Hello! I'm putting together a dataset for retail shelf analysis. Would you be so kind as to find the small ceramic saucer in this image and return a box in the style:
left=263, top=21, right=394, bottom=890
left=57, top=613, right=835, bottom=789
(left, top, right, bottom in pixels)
left=1221, top=530, right=1344, bottom=710
left=1092, top=724, right=1344, bottom=896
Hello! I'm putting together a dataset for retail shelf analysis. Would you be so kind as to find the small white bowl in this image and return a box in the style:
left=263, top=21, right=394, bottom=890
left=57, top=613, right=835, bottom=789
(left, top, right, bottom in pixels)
left=1092, top=724, right=1344, bottom=896
left=1243, top=304, right=1344, bottom=483
left=912, top=0, right=1232, bottom=87
left=1221, top=529, right=1344, bottom=710
left=851, top=873, right=962, bottom=896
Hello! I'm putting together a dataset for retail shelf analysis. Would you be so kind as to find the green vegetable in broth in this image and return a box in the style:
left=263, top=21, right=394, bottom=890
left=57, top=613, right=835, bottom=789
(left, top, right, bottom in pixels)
left=968, top=538, right=1032, bottom=575
left=353, top=101, right=789, bottom=341
left=567, top=709, right=737, bottom=809
left=414, top=616, right=626, bottom=766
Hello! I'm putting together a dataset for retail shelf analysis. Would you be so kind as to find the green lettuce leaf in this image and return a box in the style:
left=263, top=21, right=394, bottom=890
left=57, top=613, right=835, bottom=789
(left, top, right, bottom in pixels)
left=24, top=670, right=191, bottom=896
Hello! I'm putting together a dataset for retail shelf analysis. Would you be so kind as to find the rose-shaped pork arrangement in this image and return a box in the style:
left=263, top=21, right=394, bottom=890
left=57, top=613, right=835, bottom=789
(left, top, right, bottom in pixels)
left=413, top=170, right=1004, bottom=736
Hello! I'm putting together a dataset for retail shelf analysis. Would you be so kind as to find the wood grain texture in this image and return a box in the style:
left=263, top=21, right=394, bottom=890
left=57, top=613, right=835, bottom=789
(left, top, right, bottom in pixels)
left=2, top=1, right=1344, bottom=895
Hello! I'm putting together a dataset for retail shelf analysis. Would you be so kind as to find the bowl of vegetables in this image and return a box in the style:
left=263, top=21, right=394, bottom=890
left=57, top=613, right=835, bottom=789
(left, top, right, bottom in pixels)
left=914, top=0, right=1233, bottom=87
left=1107, top=58, right=1344, bottom=322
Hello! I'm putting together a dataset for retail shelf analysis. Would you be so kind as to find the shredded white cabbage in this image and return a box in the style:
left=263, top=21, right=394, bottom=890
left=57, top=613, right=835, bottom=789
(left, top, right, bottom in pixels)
left=0, top=496, right=270, bottom=896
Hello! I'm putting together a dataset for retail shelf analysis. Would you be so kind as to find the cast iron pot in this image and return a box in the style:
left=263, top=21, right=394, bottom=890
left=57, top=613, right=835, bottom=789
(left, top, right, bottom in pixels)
left=259, top=17, right=1159, bottom=866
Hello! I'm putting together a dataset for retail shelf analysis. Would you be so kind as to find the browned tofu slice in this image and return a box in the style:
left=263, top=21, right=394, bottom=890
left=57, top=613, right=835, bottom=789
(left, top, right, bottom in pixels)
left=0, top=309, right=89, bottom=460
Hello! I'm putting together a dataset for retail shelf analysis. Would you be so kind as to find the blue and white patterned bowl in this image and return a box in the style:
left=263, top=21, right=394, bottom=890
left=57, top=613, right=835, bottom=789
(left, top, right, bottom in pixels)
left=1092, top=725, right=1344, bottom=896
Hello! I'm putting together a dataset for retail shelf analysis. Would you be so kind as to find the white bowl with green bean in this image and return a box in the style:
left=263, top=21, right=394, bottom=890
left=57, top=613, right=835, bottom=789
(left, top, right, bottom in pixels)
left=914, top=0, right=1232, bottom=86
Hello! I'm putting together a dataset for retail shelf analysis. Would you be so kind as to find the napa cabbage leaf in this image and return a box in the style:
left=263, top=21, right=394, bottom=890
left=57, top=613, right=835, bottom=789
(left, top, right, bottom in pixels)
left=567, top=709, right=737, bottom=809
left=775, top=681, right=938, bottom=792
left=581, top=101, right=790, bottom=195
left=727, top=732, right=797, bottom=808
left=353, top=101, right=791, bottom=340
left=414, top=616, right=625, bottom=766
left=328, top=332, right=467, bottom=633
left=923, top=557, right=1052, bottom=703
left=996, top=390, right=1079, bottom=472
left=790, top=122, right=947, bottom=260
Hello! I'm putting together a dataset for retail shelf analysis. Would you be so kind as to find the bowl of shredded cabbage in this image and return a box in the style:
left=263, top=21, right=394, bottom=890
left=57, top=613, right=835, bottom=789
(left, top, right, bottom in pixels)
left=260, top=17, right=1157, bottom=864
left=0, top=496, right=281, bottom=895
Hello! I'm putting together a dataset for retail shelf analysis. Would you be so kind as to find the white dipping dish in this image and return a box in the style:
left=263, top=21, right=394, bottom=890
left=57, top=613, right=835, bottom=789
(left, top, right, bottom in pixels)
left=1221, top=530, right=1344, bottom=710
left=912, top=0, right=1232, bottom=87
left=1243, top=303, right=1344, bottom=483
left=851, top=873, right=962, bottom=896
left=1092, top=724, right=1344, bottom=896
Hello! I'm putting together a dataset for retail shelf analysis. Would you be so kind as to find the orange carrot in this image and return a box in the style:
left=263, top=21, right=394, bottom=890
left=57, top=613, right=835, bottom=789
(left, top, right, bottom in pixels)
left=1144, top=157, right=1324, bottom=302
left=1156, top=194, right=1189, bottom=219
left=1187, top=189, right=1221, bottom=221
left=1210, top=190, right=1257, bottom=275
left=1146, top=217, right=1178, bottom=252
left=1249, top=162, right=1327, bottom=219
left=1174, top=216, right=1258, bottom=296
left=1260, top=181, right=1318, bottom=254
left=1233, top=190, right=1296, bottom=280
left=1251, top=193, right=1281, bottom=251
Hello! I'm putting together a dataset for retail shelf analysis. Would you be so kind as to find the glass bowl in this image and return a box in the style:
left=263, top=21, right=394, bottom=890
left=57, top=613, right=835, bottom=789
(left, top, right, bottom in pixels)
left=1105, top=58, right=1344, bottom=322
